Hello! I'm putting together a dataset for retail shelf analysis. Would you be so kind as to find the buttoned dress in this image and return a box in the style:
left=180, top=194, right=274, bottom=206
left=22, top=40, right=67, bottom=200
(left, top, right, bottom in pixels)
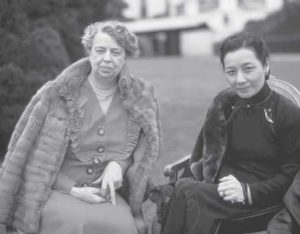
left=38, top=79, right=139, bottom=234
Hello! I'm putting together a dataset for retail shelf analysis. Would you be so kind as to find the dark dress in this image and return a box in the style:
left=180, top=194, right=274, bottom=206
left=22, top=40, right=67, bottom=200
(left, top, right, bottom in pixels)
left=162, top=83, right=300, bottom=234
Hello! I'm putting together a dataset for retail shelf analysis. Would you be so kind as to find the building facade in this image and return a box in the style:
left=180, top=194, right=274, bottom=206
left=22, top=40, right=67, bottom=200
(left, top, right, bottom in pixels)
left=124, top=0, right=284, bottom=56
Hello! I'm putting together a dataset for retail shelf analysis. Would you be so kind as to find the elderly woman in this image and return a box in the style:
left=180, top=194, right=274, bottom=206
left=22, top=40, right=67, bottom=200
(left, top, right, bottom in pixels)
left=0, top=20, right=160, bottom=234
left=161, top=32, right=300, bottom=234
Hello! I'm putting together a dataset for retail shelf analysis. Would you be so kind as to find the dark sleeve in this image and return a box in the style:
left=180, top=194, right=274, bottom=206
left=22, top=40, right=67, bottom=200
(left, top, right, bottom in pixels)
left=249, top=97, right=300, bottom=206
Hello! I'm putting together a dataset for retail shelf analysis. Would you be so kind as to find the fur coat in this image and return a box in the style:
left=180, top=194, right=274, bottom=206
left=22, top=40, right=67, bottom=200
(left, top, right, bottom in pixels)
left=189, top=88, right=236, bottom=182
left=149, top=88, right=237, bottom=234
left=0, top=58, right=161, bottom=234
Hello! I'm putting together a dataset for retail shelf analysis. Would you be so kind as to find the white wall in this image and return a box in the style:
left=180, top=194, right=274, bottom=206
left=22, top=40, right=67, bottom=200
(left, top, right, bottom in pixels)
left=180, top=30, right=213, bottom=56
left=123, top=0, right=141, bottom=18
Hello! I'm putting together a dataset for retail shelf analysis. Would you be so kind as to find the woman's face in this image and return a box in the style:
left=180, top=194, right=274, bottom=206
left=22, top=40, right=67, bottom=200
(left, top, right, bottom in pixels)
left=223, top=48, right=269, bottom=99
left=89, top=32, right=125, bottom=82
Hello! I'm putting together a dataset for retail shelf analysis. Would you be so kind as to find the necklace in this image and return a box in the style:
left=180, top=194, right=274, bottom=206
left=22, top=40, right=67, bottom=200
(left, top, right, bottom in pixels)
left=88, top=75, right=117, bottom=101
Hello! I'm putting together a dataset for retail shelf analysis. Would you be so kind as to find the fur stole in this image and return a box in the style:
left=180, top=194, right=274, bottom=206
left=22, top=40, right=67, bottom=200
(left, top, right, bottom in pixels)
left=0, top=58, right=161, bottom=234
left=191, top=88, right=236, bottom=183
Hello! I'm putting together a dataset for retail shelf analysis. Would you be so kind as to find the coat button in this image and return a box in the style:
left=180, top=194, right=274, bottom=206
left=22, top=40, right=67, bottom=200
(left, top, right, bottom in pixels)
left=87, top=167, right=94, bottom=175
left=93, top=157, right=101, bottom=165
left=98, top=146, right=104, bottom=153
left=98, top=127, right=105, bottom=136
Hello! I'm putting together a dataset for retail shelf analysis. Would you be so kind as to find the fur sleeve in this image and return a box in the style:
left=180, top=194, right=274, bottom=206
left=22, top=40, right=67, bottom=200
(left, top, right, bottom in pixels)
left=7, top=81, right=53, bottom=153
left=0, top=81, right=52, bottom=175
left=126, top=99, right=161, bottom=234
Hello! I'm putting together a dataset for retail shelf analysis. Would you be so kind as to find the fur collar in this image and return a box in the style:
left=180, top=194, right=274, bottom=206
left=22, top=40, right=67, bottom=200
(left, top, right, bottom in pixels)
left=52, top=58, right=160, bottom=145
left=201, top=88, right=236, bottom=182
left=192, top=86, right=274, bottom=183
left=191, top=88, right=237, bottom=183
left=52, top=58, right=161, bottom=234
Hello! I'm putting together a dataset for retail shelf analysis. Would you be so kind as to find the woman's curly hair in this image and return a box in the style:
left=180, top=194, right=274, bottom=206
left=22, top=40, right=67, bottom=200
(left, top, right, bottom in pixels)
left=81, top=20, right=140, bottom=57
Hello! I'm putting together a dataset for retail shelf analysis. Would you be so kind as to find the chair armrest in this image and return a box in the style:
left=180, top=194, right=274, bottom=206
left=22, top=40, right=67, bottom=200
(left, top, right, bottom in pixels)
left=268, top=77, right=300, bottom=107
left=230, top=204, right=283, bottom=222
left=216, top=204, right=283, bottom=234
left=163, top=154, right=191, bottom=183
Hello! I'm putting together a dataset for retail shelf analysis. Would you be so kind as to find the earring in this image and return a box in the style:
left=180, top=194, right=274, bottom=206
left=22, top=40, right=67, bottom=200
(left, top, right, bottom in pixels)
left=265, top=68, right=270, bottom=80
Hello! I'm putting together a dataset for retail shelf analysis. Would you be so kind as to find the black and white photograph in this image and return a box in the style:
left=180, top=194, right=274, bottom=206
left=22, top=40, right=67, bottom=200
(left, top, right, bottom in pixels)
left=1, top=0, right=300, bottom=234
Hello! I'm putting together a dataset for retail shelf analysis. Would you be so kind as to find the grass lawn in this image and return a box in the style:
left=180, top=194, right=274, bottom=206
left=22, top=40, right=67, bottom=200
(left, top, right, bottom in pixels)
left=1, top=55, right=299, bottom=233
left=127, top=55, right=300, bottom=186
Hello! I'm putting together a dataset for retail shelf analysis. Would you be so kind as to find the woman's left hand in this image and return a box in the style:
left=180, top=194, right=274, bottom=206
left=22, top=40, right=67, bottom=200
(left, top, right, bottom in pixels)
left=217, top=174, right=245, bottom=204
left=92, top=161, right=123, bottom=205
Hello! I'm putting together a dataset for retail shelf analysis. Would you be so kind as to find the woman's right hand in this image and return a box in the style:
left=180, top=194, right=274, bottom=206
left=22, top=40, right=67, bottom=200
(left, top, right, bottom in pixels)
left=70, top=186, right=106, bottom=204
left=217, top=174, right=245, bottom=204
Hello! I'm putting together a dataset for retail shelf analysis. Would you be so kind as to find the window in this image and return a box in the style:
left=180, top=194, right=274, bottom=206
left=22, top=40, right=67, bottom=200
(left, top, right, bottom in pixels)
left=238, top=0, right=266, bottom=10
left=198, top=0, right=219, bottom=12
left=176, top=2, right=185, bottom=15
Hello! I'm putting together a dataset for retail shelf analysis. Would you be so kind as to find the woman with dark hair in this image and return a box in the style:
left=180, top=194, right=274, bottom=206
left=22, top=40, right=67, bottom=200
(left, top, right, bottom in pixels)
left=0, top=20, right=161, bottom=234
left=161, top=32, right=300, bottom=234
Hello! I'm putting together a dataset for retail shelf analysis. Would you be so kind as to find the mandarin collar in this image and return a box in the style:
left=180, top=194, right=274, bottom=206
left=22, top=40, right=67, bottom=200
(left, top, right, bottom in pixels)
left=240, top=82, right=272, bottom=106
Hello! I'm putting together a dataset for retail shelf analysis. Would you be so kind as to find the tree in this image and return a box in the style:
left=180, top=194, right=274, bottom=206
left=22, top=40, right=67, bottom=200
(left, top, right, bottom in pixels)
left=0, top=0, right=128, bottom=160
left=245, top=1, right=300, bottom=35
